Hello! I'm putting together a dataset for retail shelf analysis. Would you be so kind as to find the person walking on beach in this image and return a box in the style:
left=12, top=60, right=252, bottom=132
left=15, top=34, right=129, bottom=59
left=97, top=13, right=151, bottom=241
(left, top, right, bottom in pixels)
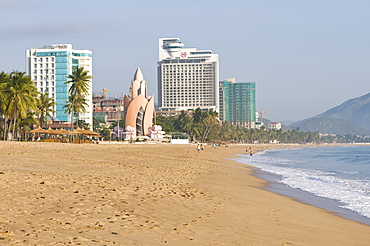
left=197, top=144, right=201, bottom=153
left=200, top=144, right=204, bottom=153
left=247, top=147, right=253, bottom=157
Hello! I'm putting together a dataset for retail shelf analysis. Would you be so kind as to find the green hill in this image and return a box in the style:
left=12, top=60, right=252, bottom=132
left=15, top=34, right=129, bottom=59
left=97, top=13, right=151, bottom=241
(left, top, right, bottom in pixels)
left=289, top=92, right=370, bottom=135
left=293, top=117, right=369, bottom=135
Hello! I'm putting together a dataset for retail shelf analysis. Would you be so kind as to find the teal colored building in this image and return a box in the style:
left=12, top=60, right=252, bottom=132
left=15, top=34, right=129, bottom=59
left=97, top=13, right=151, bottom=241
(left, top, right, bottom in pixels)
left=26, top=44, right=93, bottom=127
left=219, top=78, right=256, bottom=128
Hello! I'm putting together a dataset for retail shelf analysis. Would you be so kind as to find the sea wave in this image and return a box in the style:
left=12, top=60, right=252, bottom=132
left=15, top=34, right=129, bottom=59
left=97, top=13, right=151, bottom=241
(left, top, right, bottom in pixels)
left=237, top=147, right=370, bottom=219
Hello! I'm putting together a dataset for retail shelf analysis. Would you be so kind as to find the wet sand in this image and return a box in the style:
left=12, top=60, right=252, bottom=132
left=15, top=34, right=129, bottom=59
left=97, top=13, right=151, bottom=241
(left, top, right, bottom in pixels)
left=0, top=142, right=369, bottom=245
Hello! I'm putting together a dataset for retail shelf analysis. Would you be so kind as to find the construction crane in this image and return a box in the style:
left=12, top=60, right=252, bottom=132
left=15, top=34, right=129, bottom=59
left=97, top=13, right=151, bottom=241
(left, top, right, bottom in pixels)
left=258, top=109, right=266, bottom=124
left=103, top=88, right=108, bottom=99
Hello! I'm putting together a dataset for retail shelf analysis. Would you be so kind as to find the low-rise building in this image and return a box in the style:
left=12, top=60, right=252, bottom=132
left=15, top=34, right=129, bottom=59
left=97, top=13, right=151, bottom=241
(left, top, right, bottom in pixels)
left=268, top=122, right=282, bottom=130
left=93, top=89, right=124, bottom=124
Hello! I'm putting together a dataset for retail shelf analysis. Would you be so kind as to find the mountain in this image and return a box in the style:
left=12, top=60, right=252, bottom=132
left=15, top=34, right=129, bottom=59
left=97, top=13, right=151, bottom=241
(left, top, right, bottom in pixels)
left=290, top=93, right=370, bottom=135
left=293, top=117, right=368, bottom=135
left=315, top=92, right=370, bottom=130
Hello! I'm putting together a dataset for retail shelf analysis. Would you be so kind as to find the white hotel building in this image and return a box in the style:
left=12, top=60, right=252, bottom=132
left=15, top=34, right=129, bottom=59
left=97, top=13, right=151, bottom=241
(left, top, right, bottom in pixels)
left=157, top=38, right=219, bottom=112
left=26, top=44, right=93, bottom=128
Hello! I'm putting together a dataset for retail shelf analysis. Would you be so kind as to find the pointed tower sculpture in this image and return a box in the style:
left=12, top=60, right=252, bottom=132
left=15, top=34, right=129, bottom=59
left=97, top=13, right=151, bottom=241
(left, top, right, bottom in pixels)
left=124, top=68, right=156, bottom=136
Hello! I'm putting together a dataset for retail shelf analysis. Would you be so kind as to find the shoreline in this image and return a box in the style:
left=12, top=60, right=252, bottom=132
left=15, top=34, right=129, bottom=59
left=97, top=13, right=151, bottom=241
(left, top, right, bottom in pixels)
left=240, top=144, right=370, bottom=226
left=252, top=163, right=370, bottom=226
left=0, top=142, right=369, bottom=245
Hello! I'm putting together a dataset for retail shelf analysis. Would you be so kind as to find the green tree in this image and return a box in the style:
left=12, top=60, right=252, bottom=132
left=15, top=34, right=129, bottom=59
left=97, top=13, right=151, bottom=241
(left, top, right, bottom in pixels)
left=174, top=110, right=193, bottom=133
left=193, top=109, right=219, bottom=143
left=156, top=114, right=176, bottom=132
left=65, top=66, right=92, bottom=96
left=36, top=92, right=55, bottom=128
left=0, top=72, right=9, bottom=139
left=64, top=93, right=88, bottom=129
left=17, top=111, right=38, bottom=141
left=93, top=117, right=106, bottom=132
left=64, top=67, right=92, bottom=129
left=74, top=119, right=90, bottom=130
left=3, top=71, right=38, bottom=140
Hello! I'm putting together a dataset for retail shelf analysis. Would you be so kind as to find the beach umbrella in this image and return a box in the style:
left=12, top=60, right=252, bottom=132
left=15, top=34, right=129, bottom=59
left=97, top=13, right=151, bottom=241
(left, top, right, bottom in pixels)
left=82, top=129, right=101, bottom=137
left=30, top=127, right=48, bottom=134
left=71, top=127, right=84, bottom=135
left=55, top=128, right=71, bottom=135
left=71, top=128, right=100, bottom=136
left=44, top=127, right=59, bottom=135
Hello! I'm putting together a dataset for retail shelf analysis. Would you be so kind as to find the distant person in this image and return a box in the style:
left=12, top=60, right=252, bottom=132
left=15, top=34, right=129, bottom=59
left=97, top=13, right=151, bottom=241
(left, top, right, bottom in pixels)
left=197, top=144, right=201, bottom=153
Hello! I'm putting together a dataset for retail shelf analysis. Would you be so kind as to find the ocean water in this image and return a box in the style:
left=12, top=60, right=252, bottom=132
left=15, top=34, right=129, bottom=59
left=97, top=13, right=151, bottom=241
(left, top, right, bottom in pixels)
left=236, top=145, right=370, bottom=224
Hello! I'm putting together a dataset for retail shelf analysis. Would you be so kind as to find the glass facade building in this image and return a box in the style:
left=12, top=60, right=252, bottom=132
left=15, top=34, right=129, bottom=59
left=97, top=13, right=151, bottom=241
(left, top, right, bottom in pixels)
left=157, top=38, right=219, bottom=112
left=26, top=44, right=93, bottom=127
left=219, top=78, right=256, bottom=128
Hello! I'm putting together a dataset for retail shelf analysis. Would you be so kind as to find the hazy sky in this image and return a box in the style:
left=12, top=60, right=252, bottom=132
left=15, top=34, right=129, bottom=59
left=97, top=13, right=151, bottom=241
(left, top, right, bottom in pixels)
left=1, top=0, right=369, bottom=122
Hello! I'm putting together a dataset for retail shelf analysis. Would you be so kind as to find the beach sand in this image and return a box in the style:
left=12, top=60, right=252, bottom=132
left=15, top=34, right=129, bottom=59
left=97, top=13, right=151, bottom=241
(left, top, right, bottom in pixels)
left=0, top=142, right=369, bottom=245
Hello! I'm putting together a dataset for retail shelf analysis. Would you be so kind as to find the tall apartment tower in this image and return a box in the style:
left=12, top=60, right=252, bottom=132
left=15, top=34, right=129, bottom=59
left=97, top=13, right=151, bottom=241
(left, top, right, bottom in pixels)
left=157, top=38, right=219, bottom=112
left=219, top=78, right=256, bottom=128
left=26, top=44, right=93, bottom=128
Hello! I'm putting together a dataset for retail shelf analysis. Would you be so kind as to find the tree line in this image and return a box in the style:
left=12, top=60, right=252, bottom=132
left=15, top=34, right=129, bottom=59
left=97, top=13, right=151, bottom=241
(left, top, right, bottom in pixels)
left=156, top=109, right=321, bottom=144
left=2, top=69, right=367, bottom=144
left=0, top=68, right=91, bottom=140
left=157, top=109, right=370, bottom=143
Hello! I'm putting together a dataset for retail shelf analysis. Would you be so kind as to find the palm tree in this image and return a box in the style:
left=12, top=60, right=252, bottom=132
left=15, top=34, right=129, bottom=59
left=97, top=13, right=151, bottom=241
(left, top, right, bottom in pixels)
left=174, top=110, right=193, bottom=133
left=0, top=72, right=9, bottom=139
left=64, top=66, right=92, bottom=129
left=36, top=93, right=55, bottom=128
left=64, top=93, right=88, bottom=130
left=192, top=108, right=219, bottom=143
left=17, top=111, right=38, bottom=141
left=3, top=71, right=38, bottom=140
left=65, top=66, right=92, bottom=97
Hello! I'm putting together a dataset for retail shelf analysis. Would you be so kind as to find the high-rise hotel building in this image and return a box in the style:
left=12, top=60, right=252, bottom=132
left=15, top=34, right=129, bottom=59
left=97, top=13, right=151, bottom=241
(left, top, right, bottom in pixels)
left=157, top=38, right=219, bottom=112
left=26, top=44, right=93, bottom=127
left=219, top=78, right=256, bottom=128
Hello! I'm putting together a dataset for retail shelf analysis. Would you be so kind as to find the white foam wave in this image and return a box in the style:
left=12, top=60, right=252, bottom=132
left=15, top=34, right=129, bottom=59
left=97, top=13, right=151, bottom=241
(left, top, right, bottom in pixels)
left=237, top=152, right=370, bottom=219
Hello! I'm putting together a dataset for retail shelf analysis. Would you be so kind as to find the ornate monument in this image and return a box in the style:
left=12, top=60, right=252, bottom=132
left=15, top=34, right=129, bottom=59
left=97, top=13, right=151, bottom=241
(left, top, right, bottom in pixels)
left=124, top=68, right=156, bottom=137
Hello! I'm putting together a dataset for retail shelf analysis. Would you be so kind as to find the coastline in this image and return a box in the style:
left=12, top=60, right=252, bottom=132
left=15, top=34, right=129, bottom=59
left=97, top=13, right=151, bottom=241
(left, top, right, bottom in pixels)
left=252, top=162, right=370, bottom=226
left=0, top=142, right=369, bottom=245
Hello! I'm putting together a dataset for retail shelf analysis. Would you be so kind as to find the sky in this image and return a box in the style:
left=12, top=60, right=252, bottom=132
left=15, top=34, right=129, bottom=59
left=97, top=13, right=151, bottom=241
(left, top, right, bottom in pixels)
left=1, top=0, right=370, bottom=122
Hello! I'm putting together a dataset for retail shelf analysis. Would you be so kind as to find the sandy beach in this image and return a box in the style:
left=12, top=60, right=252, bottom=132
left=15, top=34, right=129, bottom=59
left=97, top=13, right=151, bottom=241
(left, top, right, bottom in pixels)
left=0, top=142, right=369, bottom=245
